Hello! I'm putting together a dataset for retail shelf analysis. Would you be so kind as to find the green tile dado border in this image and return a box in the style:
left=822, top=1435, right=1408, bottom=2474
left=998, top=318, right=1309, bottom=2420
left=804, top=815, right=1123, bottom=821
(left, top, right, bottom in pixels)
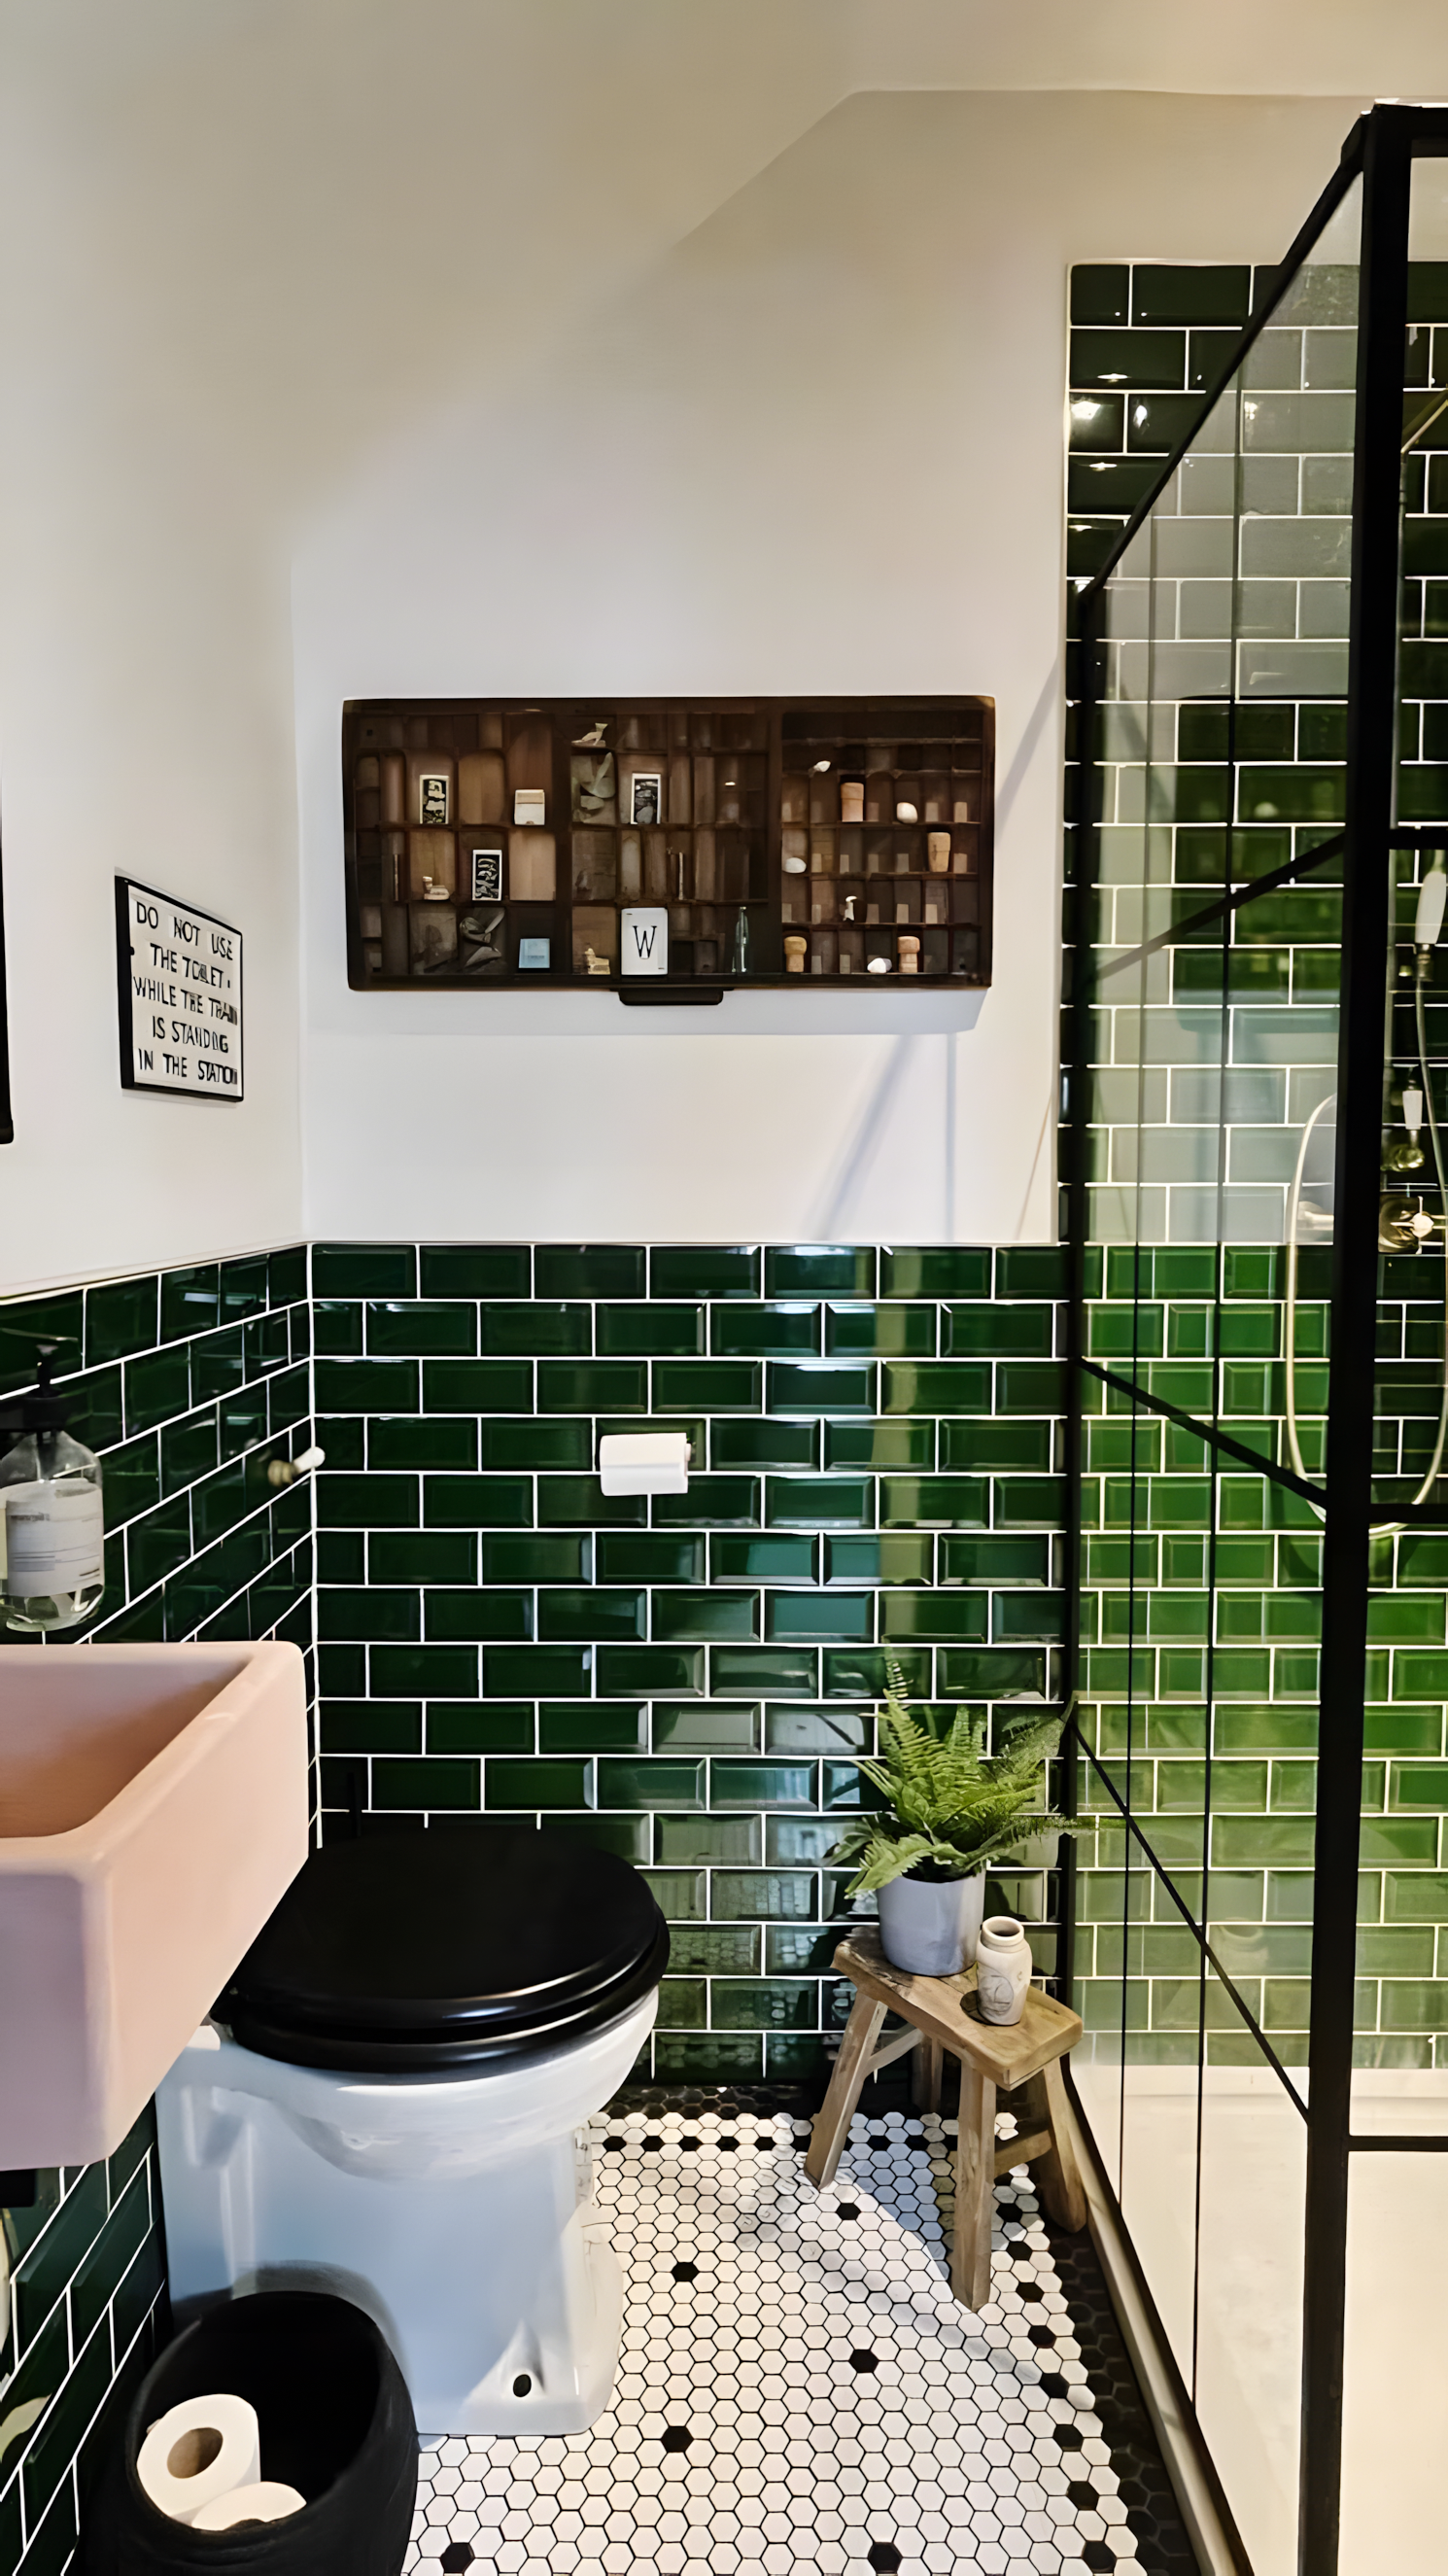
left=0, top=1250, right=315, bottom=2576
left=308, top=1238, right=1071, bottom=2088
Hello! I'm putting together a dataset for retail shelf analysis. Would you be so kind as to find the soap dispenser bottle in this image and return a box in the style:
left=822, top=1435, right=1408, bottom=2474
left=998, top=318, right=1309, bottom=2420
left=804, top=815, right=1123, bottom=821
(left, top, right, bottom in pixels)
left=0, top=1340, right=105, bottom=1631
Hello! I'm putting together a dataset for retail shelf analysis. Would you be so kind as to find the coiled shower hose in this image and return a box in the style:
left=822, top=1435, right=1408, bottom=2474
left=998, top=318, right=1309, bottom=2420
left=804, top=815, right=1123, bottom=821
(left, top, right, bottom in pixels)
left=1284, top=974, right=1448, bottom=1514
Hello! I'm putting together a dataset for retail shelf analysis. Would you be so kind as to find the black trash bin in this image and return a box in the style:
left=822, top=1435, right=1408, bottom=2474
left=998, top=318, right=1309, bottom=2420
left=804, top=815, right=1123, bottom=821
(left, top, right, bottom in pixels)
left=83, top=2291, right=417, bottom=2575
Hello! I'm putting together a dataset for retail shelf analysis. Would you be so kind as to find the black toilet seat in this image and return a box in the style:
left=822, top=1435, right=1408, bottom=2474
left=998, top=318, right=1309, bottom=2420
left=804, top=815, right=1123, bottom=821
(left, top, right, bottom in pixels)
left=220, top=1824, right=670, bottom=2073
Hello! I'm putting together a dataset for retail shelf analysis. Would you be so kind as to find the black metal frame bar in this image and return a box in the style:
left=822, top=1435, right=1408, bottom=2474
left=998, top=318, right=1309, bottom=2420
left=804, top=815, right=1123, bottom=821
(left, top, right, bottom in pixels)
left=1064, top=99, right=1448, bottom=2576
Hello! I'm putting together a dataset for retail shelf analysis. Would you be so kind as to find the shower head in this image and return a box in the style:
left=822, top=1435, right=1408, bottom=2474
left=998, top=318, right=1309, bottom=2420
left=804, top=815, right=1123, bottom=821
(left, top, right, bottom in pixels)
left=1415, top=851, right=1447, bottom=956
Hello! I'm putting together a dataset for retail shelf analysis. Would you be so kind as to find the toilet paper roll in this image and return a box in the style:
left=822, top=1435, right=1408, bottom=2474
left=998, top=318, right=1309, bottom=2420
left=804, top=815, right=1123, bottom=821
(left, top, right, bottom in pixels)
left=192, top=2482, right=307, bottom=2531
left=137, top=2393, right=261, bottom=2524
left=598, top=1432, right=691, bottom=1497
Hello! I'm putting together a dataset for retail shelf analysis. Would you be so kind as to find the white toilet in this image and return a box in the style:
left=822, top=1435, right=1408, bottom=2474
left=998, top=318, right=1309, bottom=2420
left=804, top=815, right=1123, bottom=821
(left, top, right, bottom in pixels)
left=156, top=1824, right=667, bottom=2437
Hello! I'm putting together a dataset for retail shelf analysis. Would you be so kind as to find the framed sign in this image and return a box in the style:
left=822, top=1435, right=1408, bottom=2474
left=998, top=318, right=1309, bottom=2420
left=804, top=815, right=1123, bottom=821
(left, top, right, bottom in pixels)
left=115, top=878, right=244, bottom=1100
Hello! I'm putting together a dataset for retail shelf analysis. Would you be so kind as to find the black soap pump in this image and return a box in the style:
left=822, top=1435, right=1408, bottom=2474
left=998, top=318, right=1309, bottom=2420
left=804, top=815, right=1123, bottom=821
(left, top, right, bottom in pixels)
left=0, top=1339, right=105, bottom=1632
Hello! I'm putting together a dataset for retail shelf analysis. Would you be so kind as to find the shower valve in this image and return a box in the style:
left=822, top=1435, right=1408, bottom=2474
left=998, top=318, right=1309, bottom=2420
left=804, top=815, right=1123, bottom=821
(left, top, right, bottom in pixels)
left=1380, top=1195, right=1446, bottom=1253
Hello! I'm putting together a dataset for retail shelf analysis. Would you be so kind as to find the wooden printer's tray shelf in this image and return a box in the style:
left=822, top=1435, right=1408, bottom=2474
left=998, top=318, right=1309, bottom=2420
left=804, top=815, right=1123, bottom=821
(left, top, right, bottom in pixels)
left=342, top=695, right=994, bottom=995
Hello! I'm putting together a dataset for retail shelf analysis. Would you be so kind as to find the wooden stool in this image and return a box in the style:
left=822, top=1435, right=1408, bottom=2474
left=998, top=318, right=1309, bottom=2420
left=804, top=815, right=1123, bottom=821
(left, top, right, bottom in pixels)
left=806, top=1926, right=1086, bottom=2310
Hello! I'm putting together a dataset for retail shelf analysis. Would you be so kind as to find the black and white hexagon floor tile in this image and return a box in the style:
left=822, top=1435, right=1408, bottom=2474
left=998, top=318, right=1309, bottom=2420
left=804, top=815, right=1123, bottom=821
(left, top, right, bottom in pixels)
left=403, top=2101, right=1194, bottom=2576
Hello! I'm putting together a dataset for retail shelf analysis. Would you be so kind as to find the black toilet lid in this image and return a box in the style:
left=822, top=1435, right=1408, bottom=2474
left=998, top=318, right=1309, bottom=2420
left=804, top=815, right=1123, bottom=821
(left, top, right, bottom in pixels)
left=220, top=1825, right=670, bottom=2072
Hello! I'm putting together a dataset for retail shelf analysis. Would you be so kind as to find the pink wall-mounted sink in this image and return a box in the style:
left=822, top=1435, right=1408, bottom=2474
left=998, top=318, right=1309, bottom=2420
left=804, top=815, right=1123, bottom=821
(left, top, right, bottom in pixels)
left=0, top=1641, right=309, bottom=2167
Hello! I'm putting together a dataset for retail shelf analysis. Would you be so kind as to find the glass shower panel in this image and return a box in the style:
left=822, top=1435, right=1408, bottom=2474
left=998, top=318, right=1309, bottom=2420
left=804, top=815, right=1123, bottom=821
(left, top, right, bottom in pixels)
left=1339, top=2146, right=1448, bottom=2574
left=1194, top=1963, right=1307, bottom=2576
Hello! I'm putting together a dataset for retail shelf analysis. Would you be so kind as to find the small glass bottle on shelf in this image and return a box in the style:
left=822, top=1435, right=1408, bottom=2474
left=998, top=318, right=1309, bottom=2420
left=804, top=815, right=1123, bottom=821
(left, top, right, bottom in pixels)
left=731, top=906, right=750, bottom=975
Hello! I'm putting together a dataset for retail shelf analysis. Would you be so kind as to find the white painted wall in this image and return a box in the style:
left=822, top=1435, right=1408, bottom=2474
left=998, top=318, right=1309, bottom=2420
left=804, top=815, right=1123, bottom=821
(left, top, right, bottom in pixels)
left=16, top=1, right=1448, bottom=1272
left=297, top=87, right=1365, bottom=1245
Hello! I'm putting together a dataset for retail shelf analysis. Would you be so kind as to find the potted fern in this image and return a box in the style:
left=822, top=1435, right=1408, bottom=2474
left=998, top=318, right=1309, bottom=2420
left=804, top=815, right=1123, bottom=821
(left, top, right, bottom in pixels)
left=827, top=1659, right=1075, bottom=1976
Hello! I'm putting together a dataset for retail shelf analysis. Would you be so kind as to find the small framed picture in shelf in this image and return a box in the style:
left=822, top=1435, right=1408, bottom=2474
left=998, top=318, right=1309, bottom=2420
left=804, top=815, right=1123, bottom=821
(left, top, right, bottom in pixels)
left=470, top=847, right=503, bottom=904
left=419, top=772, right=450, bottom=826
left=630, top=773, right=663, bottom=826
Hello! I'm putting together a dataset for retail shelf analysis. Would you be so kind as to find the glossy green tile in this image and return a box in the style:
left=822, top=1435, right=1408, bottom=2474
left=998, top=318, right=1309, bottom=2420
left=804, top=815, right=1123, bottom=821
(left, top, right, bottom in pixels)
left=314, top=1358, right=418, bottom=1414
left=369, top=1529, right=476, bottom=1584
left=939, top=1419, right=1052, bottom=1472
left=71, top=2165, right=152, bottom=2357
left=656, top=1815, right=762, bottom=1864
left=475, top=1304, right=588, bottom=1356
left=318, top=1529, right=364, bottom=1584
left=190, top=1326, right=248, bottom=1402
left=319, top=1472, right=418, bottom=1526
left=541, top=1704, right=648, bottom=1754
left=711, top=1419, right=817, bottom=1470
left=322, top=1700, right=423, bottom=1752
left=481, top=1646, right=590, bottom=1696
left=711, top=1646, right=817, bottom=1697
left=0, top=1287, right=86, bottom=1389
left=825, top=1534, right=932, bottom=1585
left=709, top=1306, right=821, bottom=1359
left=372, top=1758, right=480, bottom=1810
left=532, top=1246, right=643, bottom=1299
left=879, top=1248, right=991, bottom=1300
left=880, top=1591, right=986, bottom=1644
left=125, top=1497, right=193, bottom=1596
left=710, top=1869, right=815, bottom=1920
left=650, top=1246, right=760, bottom=1300
left=880, top=1363, right=989, bottom=1415
left=159, top=1407, right=219, bottom=1496
left=419, top=1245, right=531, bottom=1297
left=946, top=1303, right=1055, bottom=1358
left=653, top=1590, right=759, bottom=1643
left=766, top=1926, right=843, bottom=1971
left=596, top=1305, right=704, bottom=1357
left=319, top=1585, right=421, bottom=1642
left=656, top=2034, right=764, bottom=2080
left=596, top=1534, right=704, bottom=1584
left=652, top=1477, right=759, bottom=1528
left=478, top=1418, right=589, bottom=1470
left=317, top=1644, right=365, bottom=1695
left=713, top=1534, right=817, bottom=1584
left=266, top=1364, right=310, bottom=1436
left=14, top=2168, right=108, bottom=2350
left=881, top=1477, right=987, bottom=1528
left=823, top=1648, right=930, bottom=1700
left=654, top=1703, right=762, bottom=1752
left=86, top=1274, right=159, bottom=1367
left=59, top=1364, right=125, bottom=1453
left=669, top=1924, right=761, bottom=1973
left=1071, top=263, right=1129, bottom=325
left=481, top=1752, right=590, bottom=1813
left=121, top=1344, right=190, bottom=1437
left=424, top=1359, right=533, bottom=1412
left=480, top=1533, right=588, bottom=1582
left=596, top=1646, right=706, bottom=1695
left=539, top=1588, right=646, bottom=1641
left=427, top=1589, right=534, bottom=1641
left=366, top=1301, right=476, bottom=1357
left=820, top=1421, right=931, bottom=1474
left=25, top=2315, right=109, bottom=2532
left=219, top=1256, right=268, bottom=1322
left=941, top=1534, right=1052, bottom=1585
left=538, top=1477, right=645, bottom=1526
left=651, top=1361, right=760, bottom=1412
left=371, top=1417, right=477, bottom=1471
left=655, top=1980, right=707, bottom=2028
left=372, top=1643, right=478, bottom=1696
left=766, top=1705, right=871, bottom=1755
left=769, top=1362, right=874, bottom=1414
left=996, top=1248, right=1071, bottom=1298
left=765, top=1247, right=876, bottom=1298
left=824, top=1305, right=936, bottom=1360
left=311, top=1244, right=415, bottom=1299
left=266, top=1244, right=307, bottom=1306
left=599, top=1758, right=706, bottom=1808
left=712, top=1978, right=817, bottom=2030
left=428, top=1702, right=534, bottom=1754
left=768, top=1593, right=873, bottom=1645
left=536, top=1361, right=645, bottom=1413
left=765, top=1478, right=871, bottom=1528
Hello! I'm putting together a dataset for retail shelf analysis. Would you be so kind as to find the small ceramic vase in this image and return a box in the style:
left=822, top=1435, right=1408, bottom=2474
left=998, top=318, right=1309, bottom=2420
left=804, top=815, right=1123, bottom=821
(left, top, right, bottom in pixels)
left=841, top=781, right=865, bottom=824
left=927, top=832, right=951, bottom=874
left=877, top=1871, right=985, bottom=1977
left=975, top=1917, right=1033, bottom=2026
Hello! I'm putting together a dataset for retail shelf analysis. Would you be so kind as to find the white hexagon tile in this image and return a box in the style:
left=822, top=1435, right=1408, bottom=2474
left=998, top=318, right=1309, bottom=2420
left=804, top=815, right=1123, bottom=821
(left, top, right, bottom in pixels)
left=402, top=2103, right=1192, bottom=2576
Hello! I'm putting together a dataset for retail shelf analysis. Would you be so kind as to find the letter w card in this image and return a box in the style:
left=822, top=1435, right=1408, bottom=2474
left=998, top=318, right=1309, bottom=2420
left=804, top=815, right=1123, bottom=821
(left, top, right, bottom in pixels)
left=620, top=906, right=669, bottom=976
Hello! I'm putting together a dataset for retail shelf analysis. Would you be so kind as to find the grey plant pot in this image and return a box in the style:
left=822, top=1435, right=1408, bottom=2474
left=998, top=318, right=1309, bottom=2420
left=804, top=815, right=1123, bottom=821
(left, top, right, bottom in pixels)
left=876, top=1870, right=985, bottom=1977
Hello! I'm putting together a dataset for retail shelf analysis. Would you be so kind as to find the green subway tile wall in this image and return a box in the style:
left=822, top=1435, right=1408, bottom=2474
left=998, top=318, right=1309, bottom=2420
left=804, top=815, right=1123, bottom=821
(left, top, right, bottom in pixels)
left=0, top=1251, right=314, bottom=2576
left=312, top=1240, right=1069, bottom=2083
left=1067, top=262, right=1448, bottom=2074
